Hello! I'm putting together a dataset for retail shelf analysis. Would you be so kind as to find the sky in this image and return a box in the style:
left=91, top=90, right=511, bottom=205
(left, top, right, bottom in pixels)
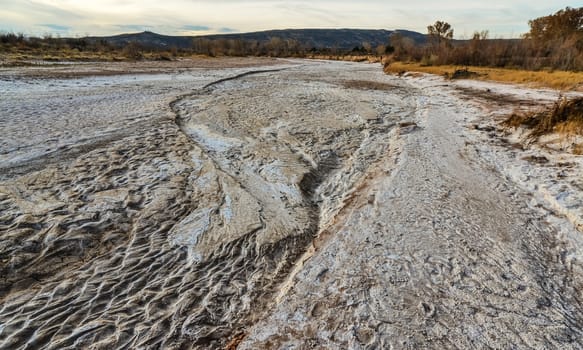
left=0, top=0, right=577, bottom=38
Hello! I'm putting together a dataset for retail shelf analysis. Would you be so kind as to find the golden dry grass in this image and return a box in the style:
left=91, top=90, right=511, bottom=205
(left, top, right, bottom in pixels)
left=384, top=61, right=583, bottom=91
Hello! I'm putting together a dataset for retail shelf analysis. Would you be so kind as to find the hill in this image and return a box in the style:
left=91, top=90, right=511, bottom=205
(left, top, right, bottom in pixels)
left=87, top=29, right=426, bottom=50
left=86, top=31, right=193, bottom=49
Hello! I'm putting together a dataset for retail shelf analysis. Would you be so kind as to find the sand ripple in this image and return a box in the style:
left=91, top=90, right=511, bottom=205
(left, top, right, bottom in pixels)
left=0, top=60, right=407, bottom=348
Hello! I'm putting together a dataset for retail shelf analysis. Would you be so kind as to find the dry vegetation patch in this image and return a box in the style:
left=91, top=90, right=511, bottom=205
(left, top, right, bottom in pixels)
left=308, top=54, right=382, bottom=63
left=454, top=86, right=542, bottom=108
left=342, top=80, right=399, bottom=91
left=503, top=97, right=583, bottom=137
left=446, top=68, right=480, bottom=79
left=384, top=61, right=583, bottom=90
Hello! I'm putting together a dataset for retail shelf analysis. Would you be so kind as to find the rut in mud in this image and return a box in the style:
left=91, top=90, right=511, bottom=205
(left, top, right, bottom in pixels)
left=1, top=60, right=583, bottom=350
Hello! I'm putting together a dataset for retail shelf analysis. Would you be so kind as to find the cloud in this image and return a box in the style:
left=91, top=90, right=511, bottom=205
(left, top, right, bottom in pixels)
left=0, top=0, right=579, bottom=37
left=39, top=23, right=70, bottom=32
left=115, top=24, right=150, bottom=32
left=217, top=27, right=237, bottom=33
left=181, top=25, right=211, bottom=31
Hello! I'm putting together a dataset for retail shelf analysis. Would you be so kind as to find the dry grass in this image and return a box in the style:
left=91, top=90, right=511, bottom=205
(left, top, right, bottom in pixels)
left=503, top=97, right=583, bottom=137
left=503, top=113, right=538, bottom=129
left=0, top=46, right=196, bottom=65
left=533, top=97, right=583, bottom=136
left=1, top=50, right=129, bottom=64
left=384, top=61, right=583, bottom=91
left=502, top=97, right=583, bottom=155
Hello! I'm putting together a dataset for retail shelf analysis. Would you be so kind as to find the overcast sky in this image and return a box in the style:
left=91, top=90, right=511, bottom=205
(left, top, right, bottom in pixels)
left=0, top=0, right=576, bottom=38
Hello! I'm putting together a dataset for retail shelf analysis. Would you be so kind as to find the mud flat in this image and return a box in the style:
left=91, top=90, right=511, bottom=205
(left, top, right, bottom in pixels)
left=1, top=59, right=583, bottom=349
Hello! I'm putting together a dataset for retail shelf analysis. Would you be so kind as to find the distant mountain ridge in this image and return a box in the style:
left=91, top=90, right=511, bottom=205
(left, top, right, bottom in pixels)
left=87, top=29, right=427, bottom=50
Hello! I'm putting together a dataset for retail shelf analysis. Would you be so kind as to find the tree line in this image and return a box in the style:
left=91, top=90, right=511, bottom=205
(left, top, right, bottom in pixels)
left=390, top=6, right=583, bottom=71
left=0, top=32, right=385, bottom=60
left=1, top=6, right=581, bottom=71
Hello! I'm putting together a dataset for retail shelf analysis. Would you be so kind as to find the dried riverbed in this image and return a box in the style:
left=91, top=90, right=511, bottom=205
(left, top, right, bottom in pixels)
left=1, top=59, right=583, bottom=349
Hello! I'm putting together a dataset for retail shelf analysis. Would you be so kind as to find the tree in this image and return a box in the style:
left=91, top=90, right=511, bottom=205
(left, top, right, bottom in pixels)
left=390, top=32, right=414, bottom=59
left=526, top=7, right=583, bottom=44
left=122, top=42, right=143, bottom=60
left=362, top=41, right=372, bottom=54
left=266, top=36, right=283, bottom=56
left=469, top=30, right=489, bottom=65
left=376, top=44, right=387, bottom=56
left=525, top=7, right=583, bottom=70
left=427, top=20, right=454, bottom=48
left=192, top=38, right=213, bottom=56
